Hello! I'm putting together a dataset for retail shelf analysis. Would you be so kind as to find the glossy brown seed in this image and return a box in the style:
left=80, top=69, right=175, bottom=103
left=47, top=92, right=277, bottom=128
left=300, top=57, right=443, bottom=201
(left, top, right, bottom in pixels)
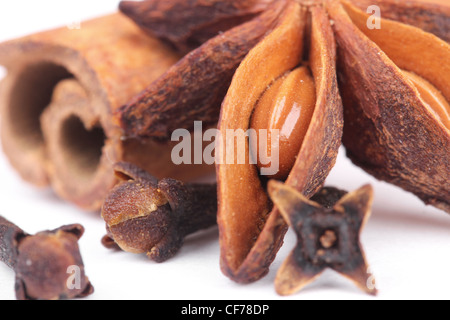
left=250, top=66, right=316, bottom=180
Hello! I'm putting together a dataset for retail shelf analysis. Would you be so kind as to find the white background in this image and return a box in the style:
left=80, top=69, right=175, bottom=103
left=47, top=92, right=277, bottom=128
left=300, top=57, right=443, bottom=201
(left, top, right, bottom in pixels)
left=0, top=0, right=449, bottom=300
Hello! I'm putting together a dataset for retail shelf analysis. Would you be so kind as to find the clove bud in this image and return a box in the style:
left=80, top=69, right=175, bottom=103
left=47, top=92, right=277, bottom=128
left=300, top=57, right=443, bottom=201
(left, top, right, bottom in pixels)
left=101, top=162, right=218, bottom=262
left=0, top=216, right=93, bottom=300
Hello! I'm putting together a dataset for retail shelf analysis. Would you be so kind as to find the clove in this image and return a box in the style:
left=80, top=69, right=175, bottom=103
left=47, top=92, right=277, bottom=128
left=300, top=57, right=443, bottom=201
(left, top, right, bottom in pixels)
left=101, top=162, right=218, bottom=262
left=0, top=216, right=94, bottom=300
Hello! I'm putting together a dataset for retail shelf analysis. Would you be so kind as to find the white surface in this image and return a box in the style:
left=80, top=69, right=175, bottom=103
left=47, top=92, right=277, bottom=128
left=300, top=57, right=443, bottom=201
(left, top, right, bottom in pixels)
left=0, top=1, right=449, bottom=301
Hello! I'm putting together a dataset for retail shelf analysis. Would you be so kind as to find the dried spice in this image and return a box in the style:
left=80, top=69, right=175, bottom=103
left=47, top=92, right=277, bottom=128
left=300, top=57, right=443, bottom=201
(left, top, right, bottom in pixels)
left=350, top=0, right=450, bottom=42
left=117, top=0, right=286, bottom=140
left=216, top=0, right=343, bottom=283
left=0, top=216, right=93, bottom=300
left=116, top=0, right=450, bottom=283
left=268, top=181, right=376, bottom=296
left=101, top=163, right=217, bottom=262
left=329, top=1, right=450, bottom=213
left=119, top=0, right=272, bottom=54
left=0, top=13, right=213, bottom=211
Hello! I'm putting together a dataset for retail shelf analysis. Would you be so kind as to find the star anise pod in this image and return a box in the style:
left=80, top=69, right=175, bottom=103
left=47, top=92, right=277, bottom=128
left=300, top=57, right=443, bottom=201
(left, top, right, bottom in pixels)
left=117, top=0, right=450, bottom=284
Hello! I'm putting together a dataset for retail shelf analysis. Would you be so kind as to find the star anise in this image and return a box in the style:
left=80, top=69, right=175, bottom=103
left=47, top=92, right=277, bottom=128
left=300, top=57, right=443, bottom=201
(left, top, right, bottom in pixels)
left=117, top=0, right=450, bottom=284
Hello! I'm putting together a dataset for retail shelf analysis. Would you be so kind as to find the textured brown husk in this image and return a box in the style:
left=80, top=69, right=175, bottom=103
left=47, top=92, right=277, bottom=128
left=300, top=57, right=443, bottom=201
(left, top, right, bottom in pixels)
left=350, top=0, right=450, bottom=42
left=113, top=0, right=448, bottom=285
left=329, top=1, right=450, bottom=213
left=0, top=13, right=212, bottom=210
left=119, top=0, right=272, bottom=54
left=216, top=2, right=343, bottom=283
left=117, top=1, right=286, bottom=141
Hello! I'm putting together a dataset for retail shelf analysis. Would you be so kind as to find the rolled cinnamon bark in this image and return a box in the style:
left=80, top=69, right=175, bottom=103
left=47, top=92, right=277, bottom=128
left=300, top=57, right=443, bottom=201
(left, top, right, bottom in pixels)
left=0, top=13, right=212, bottom=211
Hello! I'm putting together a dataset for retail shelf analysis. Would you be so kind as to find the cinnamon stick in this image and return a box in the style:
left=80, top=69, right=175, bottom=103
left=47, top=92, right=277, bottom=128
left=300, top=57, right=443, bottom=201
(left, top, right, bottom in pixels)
left=0, top=13, right=213, bottom=210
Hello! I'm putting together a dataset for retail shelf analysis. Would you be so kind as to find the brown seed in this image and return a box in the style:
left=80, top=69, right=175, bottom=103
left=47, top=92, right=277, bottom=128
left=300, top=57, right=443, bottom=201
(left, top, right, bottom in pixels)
left=250, top=66, right=316, bottom=180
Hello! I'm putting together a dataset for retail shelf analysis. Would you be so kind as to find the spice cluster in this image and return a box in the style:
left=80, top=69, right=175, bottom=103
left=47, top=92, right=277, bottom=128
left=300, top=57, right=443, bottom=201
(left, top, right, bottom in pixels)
left=0, top=0, right=448, bottom=300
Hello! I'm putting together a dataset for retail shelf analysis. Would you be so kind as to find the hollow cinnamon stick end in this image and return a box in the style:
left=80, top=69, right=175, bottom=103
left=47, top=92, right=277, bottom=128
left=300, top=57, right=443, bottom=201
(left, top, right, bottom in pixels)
left=0, top=57, right=74, bottom=187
